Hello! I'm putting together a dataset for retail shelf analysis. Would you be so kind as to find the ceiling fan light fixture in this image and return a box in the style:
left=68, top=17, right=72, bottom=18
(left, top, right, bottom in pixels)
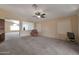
left=32, top=4, right=46, bottom=18
left=37, top=15, right=41, bottom=18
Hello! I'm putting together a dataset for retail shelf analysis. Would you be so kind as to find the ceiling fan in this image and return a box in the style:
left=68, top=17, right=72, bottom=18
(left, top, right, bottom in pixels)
left=32, top=4, right=46, bottom=18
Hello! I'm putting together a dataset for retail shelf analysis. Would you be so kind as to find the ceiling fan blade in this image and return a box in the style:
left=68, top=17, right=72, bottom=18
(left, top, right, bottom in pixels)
left=35, top=12, right=41, bottom=15
left=32, top=4, right=38, bottom=10
left=32, top=15, right=39, bottom=19
left=41, top=13, right=46, bottom=18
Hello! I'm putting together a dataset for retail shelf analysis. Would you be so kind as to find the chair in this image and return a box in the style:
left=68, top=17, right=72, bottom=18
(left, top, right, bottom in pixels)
left=30, top=29, right=38, bottom=36
left=67, top=32, right=75, bottom=42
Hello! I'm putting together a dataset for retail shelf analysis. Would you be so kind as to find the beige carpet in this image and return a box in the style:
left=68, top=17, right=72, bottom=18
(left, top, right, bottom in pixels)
left=0, top=32, right=79, bottom=55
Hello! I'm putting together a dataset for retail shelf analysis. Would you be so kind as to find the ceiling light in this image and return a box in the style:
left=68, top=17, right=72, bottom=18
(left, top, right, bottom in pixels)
left=37, top=16, right=41, bottom=18
left=32, top=4, right=46, bottom=18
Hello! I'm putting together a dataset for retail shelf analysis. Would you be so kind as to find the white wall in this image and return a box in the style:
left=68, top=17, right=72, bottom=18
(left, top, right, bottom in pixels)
left=36, top=15, right=78, bottom=40
left=57, top=19, right=72, bottom=34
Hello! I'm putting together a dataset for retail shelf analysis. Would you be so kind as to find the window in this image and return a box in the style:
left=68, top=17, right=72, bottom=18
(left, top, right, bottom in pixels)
left=10, top=24, right=19, bottom=31
left=22, top=22, right=34, bottom=31
left=9, top=20, right=34, bottom=31
left=10, top=20, right=20, bottom=31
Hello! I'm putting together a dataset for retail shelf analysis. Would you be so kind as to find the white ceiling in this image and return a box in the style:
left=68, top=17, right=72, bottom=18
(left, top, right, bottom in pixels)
left=0, top=4, right=79, bottom=21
